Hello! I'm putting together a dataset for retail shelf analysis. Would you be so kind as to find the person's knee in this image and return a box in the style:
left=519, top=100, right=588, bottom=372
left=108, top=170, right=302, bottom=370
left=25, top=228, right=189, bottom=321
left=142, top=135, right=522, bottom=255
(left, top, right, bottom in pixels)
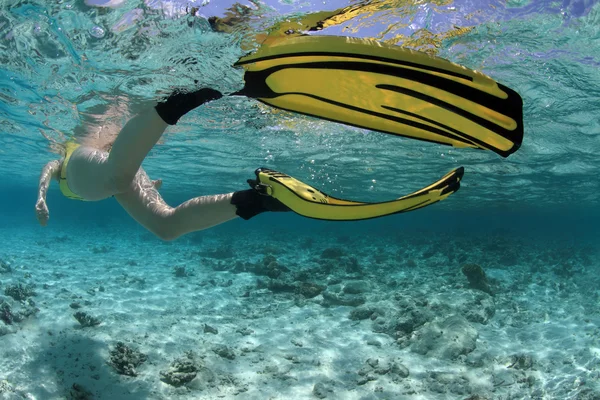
left=153, top=228, right=179, bottom=242
left=147, top=219, right=180, bottom=241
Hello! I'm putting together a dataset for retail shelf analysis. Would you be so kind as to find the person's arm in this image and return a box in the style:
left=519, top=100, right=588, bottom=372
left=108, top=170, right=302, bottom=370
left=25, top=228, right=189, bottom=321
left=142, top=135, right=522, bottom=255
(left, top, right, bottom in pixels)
left=35, top=160, right=61, bottom=226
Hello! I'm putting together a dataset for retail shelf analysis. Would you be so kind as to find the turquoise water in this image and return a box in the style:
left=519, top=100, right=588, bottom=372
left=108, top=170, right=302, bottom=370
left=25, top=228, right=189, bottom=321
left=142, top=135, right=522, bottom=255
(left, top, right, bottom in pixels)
left=1, top=0, right=600, bottom=399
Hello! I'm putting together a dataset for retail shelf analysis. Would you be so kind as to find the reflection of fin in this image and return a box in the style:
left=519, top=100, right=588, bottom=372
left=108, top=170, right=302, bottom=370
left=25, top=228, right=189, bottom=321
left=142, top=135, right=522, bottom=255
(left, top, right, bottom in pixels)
left=209, top=8, right=353, bottom=49
left=234, top=35, right=524, bottom=157
left=252, top=167, right=463, bottom=221
left=303, top=2, right=386, bottom=32
left=264, top=10, right=342, bottom=36
left=263, top=0, right=406, bottom=37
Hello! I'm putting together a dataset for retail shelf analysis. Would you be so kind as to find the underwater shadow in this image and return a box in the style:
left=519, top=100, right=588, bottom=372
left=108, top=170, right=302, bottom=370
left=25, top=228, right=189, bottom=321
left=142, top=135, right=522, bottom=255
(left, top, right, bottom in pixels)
left=23, top=330, right=153, bottom=400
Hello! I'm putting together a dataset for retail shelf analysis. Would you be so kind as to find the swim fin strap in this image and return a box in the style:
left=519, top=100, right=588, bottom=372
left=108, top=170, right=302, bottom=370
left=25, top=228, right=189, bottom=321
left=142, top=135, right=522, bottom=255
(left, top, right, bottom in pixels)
left=234, top=35, right=523, bottom=158
left=251, top=166, right=463, bottom=221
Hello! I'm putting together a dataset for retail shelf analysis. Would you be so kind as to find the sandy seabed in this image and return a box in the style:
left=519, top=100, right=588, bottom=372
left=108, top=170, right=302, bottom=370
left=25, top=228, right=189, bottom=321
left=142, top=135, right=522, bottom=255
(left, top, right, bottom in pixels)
left=1, top=223, right=599, bottom=400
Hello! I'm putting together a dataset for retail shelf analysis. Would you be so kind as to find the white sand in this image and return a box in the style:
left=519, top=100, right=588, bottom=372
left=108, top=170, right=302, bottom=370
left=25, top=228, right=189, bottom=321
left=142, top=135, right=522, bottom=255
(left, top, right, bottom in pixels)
left=1, top=223, right=599, bottom=399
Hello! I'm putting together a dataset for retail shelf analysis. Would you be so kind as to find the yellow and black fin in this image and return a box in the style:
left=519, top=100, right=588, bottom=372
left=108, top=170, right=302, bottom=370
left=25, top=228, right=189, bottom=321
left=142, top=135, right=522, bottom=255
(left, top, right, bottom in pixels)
left=252, top=166, right=464, bottom=221
left=234, top=35, right=523, bottom=157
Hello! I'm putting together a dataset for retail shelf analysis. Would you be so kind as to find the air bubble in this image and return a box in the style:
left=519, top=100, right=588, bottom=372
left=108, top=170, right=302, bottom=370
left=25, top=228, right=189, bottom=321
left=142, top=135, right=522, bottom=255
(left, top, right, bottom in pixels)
left=89, top=25, right=105, bottom=38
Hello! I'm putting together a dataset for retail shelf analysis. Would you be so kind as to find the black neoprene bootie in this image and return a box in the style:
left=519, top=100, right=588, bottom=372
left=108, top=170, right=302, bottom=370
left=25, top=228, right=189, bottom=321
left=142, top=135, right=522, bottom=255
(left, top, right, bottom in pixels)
left=231, top=173, right=292, bottom=220
left=155, top=87, right=223, bottom=125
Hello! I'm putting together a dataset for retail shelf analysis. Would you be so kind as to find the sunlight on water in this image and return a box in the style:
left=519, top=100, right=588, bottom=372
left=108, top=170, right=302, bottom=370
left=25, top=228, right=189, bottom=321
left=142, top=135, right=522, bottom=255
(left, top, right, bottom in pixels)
left=0, top=0, right=599, bottom=207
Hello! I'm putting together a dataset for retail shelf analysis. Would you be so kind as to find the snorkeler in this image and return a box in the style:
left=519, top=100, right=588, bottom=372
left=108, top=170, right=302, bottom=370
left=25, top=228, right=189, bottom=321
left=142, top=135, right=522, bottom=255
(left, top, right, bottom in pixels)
left=35, top=10, right=525, bottom=239
left=35, top=88, right=293, bottom=240
left=35, top=86, right=464, bottom=240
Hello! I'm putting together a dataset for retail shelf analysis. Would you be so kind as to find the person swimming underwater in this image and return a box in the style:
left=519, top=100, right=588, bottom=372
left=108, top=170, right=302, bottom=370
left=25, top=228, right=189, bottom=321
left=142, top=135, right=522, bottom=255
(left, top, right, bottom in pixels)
left=35, top=5, right=509, bottom=238
left=36, top=85, right=464, bottom=239
left=35, top=88, right=291, bottom=240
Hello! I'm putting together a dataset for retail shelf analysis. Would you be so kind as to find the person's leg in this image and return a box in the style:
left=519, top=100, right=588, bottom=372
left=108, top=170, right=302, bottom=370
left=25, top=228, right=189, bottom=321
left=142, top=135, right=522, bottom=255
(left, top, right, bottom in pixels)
left=114, top=167, right=295, bottom=240
left=106, top=88, right=222, bottom=192
left=69, top=88, right=222, bottom=199
left=105, top=108, right=168, bottom=191
left=66, top=110, right=168, bottom=200
left=166, top=193, right=239, bottom=239
left=114, top=170, right=238, bottom=241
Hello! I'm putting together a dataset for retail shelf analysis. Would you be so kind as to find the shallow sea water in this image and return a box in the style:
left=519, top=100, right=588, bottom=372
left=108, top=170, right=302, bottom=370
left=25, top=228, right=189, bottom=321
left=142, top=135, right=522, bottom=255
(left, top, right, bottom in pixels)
left=1, top=0, right=600, bottom=399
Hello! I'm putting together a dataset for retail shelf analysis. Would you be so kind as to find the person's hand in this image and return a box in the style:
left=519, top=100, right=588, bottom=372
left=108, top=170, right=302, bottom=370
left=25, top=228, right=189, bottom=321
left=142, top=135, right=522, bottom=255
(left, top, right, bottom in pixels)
left=35, top=199, right=49, bottom=226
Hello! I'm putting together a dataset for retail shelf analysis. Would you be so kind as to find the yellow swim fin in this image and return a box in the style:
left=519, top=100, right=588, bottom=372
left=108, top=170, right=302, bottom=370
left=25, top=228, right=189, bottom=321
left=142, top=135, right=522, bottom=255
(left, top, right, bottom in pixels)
left=234, top=35, right=523, bottom=157
left=250, top=166, right=464, bottom=221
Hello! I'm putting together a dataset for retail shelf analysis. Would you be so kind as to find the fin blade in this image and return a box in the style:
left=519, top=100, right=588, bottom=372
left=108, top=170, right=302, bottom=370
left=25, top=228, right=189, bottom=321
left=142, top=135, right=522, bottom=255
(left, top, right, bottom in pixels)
left=235, top=36, right=523, bottom=157
left=258, top=167, right=463, bottom=221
